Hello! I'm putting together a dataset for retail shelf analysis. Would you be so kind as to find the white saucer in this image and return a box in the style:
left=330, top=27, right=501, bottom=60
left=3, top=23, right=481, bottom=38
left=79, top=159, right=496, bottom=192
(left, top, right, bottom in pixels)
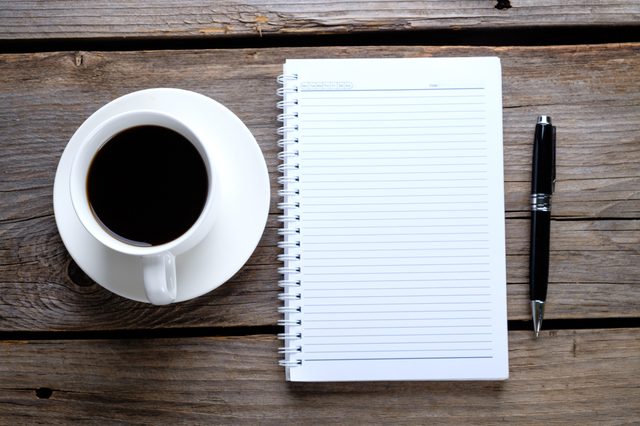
left=53, top=88, right=270, bottom=303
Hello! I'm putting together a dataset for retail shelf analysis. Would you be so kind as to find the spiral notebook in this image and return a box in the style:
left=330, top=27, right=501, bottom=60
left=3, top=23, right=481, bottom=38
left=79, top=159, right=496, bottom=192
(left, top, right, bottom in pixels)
left=277, top=57, right=508, bottom=381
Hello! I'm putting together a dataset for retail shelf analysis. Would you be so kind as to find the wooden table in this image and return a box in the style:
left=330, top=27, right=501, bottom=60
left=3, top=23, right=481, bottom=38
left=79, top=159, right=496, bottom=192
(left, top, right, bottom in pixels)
left=1, top=2, right=639, bottom=423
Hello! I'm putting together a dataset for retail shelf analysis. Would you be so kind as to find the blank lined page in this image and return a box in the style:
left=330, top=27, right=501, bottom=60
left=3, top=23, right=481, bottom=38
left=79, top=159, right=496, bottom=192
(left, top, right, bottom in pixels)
left=281, top=58, right=508, bottom=381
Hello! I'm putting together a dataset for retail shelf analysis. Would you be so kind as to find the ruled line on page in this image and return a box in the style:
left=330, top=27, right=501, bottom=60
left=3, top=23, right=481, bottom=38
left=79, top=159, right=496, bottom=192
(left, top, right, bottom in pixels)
left=302, top=95, right=485, bottom=100
left=303, top=215, right=489, bottom=221
left=302, top=133, right=487, bottom=138
left=301, top=95, right=484, bottom=100
left=303, top=202, right=488, bottom=208
left=300, top=253, right=490, bottom=259
left=303, top=287, right=491, bottom=294
left=305, top=347, right=493, bottom=354
left=301, top=171, right=488, bottom=176
left=305, top=276, right=490, bottom=280
left=305, top=316, right=492, bottom=322
left=302, top=288, right=492, bottom=294
left=304, top=309, right=492, bottom=315
left=303, top=149, right=488, bottom=155
left=303, top=219, right=488, bottom=224
left=302, top=188, right=489, bottom=194
left=302, top=178, right=488, bottom=184
left=303, top=276, right=490, bottom=282
left=300, top=154, right=487, bottom=160
left=303, top=325, right=493, bottom=330
left=302, top=93, right=485, bottom=97
left=304, top=280, right=491, bottom=292
left=304, top=303, right=492, bottom=308
left=304, top=357, right=493, bottom=362
left=302, top=209, right=489, bottom=214
left=302, top=261, right=490, bottom=267
left=301, top=101, right=484, bottom=106
left=302, top=87, right=484, bottom=92
left=300, top=140, right=487, bottom=145
left=307, top=240, right=489, bottom=243
left=302, top=286, right=492, bottom=292
left=303, top=157, right=488, bottom=163
left=302, top=117, right=484, bottom=121
left=303, top=246, right=489, bottom=251
left=302, top=165, right=488, bottom=170
left=301, top=245, right=489, bottom=252
left=302, top=246, right=489, bottom=252
left=300, top=243, right=489, bottom=250
left=301, top=124, right=486, bottom=130
left=305, top=212, right=487, bottom=218
left=303, top=192, right=488, bottom=198
left=302, top=110, right=486, bottom=115
left=305, top=340, right=493, bottom=346
left=305, top=332, right=493, bottom=338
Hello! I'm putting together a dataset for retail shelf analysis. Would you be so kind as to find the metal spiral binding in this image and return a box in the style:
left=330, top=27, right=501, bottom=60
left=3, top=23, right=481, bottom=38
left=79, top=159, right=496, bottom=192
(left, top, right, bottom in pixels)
left=276, top=73, right=302, bottom=369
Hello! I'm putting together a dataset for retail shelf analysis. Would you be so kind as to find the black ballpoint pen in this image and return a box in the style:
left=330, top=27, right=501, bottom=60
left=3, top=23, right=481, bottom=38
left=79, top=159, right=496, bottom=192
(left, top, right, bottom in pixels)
left=530, top=115, right=556, bottom=338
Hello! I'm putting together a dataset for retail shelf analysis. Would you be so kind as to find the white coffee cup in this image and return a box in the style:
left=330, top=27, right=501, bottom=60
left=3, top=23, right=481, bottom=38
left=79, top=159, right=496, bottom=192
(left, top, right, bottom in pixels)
left=68, top=110, right=218, bottom=305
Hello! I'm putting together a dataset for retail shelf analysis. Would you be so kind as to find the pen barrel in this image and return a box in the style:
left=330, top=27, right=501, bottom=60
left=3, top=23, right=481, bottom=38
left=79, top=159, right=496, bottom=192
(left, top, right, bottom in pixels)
left=531, top=122, right=555, bottom=194
left=529, top=210, right=551, bottom=301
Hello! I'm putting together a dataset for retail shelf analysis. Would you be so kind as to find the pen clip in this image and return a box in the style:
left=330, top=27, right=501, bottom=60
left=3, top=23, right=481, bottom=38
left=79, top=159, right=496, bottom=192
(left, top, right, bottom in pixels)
left=552, top=126, right=556, bottom=193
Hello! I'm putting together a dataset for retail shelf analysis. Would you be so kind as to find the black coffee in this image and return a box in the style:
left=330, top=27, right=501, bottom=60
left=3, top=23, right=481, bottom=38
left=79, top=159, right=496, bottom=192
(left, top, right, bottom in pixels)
left=87, top=125, right=208, bottom=246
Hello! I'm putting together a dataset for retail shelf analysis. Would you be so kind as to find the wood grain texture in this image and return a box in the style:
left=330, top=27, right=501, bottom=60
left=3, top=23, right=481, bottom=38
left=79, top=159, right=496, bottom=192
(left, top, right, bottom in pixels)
left=0, top=44, right=639, bottom=331
left=0, top=329, right=639, bottom=423
left=1, top=1, right=639, bottom=40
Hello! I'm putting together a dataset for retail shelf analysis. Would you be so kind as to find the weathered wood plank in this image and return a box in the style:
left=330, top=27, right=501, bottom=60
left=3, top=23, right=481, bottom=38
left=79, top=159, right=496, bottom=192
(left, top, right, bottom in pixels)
left=0, top=45, right=638, bottom=218
left=0, top=44, right=639, bottom=331
left=0, top=217, right=637, bottom=330
left=506, top=219, right=640, bottom=320
left=0, top=1, right=639, bottom=40
left=0, top=329, right=638, bottom=423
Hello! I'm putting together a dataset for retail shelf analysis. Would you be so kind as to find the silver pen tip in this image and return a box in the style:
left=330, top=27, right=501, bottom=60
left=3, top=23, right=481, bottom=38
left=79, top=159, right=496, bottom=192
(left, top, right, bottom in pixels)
left=537, top=115, right=551, bottom=125
left=531, top=300, right=545, bottom=338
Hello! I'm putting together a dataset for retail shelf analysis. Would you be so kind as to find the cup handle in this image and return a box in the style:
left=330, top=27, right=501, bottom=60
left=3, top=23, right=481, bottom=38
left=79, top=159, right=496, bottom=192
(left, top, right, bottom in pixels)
left=142, top=252, right=177, bottom=305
